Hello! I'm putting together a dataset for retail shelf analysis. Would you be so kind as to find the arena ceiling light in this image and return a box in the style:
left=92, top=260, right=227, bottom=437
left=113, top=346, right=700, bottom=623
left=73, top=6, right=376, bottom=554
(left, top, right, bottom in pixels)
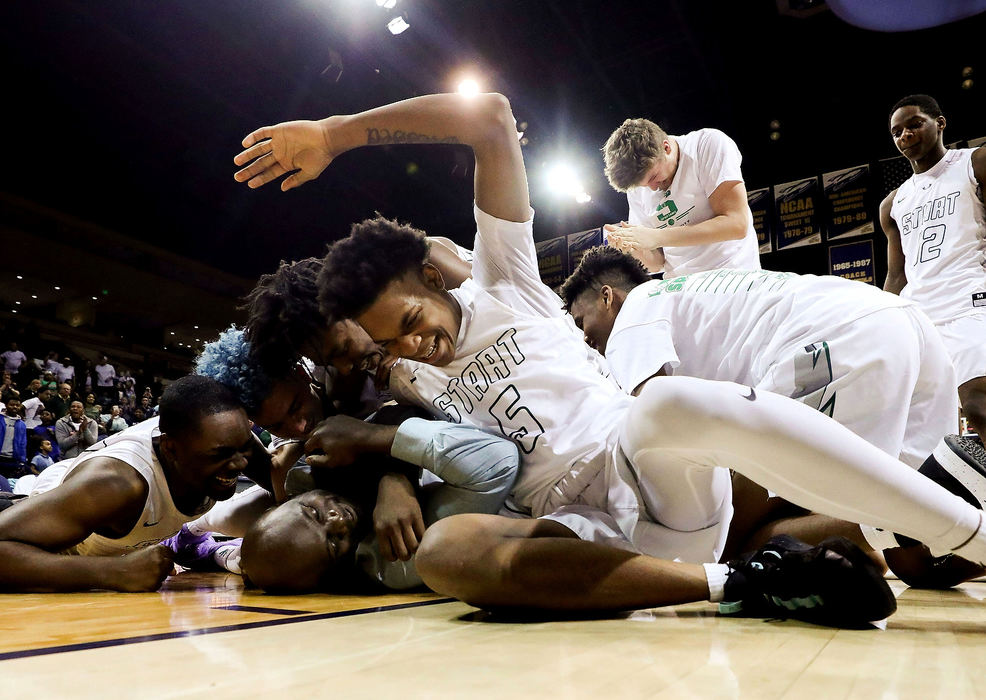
left=387, top=15, right=409, bottom=34
left=546, top=163, right=592, bottom=204
left=375, top=0, right=397, bottom=9
left=457, top=79, right=480, bottom=97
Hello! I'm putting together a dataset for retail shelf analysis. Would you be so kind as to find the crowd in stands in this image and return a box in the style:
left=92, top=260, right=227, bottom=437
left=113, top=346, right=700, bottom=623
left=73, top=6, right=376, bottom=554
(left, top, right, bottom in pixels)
left=0, top=339, right=160, bottom=480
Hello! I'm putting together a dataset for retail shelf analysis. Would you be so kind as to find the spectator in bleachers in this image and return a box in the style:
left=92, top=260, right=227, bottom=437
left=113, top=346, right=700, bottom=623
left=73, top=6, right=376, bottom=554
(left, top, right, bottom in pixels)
left=30, top=439, right=54, bottom=474
left=43, top=351, right=63, bottom=376
left=100, top=405, right=128, bottom=436
left=55, top=356, right=75, bottom=386
left=21, top=386, right=52, bottom=430
left=31, top=410, right=61, bottom=462
left=55, top=400, right=97, bottom=459
left=1, top=343, right=28, bottom=378
left=49, top=383, right=72, bottom=420
left=119, top=396, right=134, bottom=424
left=0, top=398, right=27, bottom=479
left=139, top=394, right=156, bottom=418
left=82, top=392, right=101, bottom=422
left=40, top=371, right=57, bottom=393
left=19, top=378, right=42, bottom=402
left=132, top=407, right=146, bottom=424
left=94, top=354, right=116, bottom=406
left=0, top=372, right=19, bottom=403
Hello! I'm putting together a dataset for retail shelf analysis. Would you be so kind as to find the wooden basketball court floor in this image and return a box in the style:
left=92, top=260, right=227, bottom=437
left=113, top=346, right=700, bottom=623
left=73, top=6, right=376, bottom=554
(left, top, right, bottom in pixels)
left=4, top=573, right=986, bottom=698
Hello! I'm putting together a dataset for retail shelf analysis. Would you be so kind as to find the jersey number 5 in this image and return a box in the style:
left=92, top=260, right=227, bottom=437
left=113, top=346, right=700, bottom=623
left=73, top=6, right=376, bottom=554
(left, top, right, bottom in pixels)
left=916, top=224, right=946, bottom=264
left=489, top=384, right=544, bottom=454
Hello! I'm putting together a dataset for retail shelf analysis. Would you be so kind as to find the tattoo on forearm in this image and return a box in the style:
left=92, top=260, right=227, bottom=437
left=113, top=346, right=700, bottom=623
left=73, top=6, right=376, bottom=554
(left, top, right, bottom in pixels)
left=366, top=128, right=459, bottom=146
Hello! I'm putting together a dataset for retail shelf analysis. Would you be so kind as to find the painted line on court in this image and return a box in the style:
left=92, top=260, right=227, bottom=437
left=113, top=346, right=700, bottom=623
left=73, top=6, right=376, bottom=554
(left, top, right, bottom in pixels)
left=0, top=598, right=455, bottom=662
left=211, top=604, right=314, bottom=616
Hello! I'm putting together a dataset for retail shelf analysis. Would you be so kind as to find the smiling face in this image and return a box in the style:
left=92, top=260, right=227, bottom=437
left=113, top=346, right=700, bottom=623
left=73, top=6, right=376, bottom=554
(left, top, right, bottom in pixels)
left=356, top=267, right=462, bottom=367
left=250, top=367, right=324, bottom=439
left=161, top=409, right=254, bottom=502
left=568, top=288, right=620, bottom=355
left=890, top=105, right=945, bottom=164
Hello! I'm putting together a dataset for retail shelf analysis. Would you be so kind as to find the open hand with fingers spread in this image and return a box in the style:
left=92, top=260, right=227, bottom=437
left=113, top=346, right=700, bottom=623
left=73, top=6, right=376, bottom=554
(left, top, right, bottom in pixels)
left=233, top=118, right=337, bottom=191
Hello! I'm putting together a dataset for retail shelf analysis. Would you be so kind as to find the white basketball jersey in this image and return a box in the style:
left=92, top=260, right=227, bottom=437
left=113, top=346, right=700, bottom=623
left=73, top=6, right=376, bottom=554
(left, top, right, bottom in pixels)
left=627, top=129, right=761, bottom=277
left=890, top=147, right=986, bottom=324
left=31, top=417, right=213, bottom=556
left=389, top=206, right=631, bottom=518
left=606, top=269, right=911, bottom=396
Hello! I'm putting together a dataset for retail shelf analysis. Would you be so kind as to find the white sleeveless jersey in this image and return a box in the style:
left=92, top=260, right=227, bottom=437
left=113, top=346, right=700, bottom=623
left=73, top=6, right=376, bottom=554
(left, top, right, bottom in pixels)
left=389, top=206, right=631, bottom=518
left=605, top=269, right=912, bottom=395
left=31, top=417, right=213, bottom=556
left=890, top=147, right=986, bottom=324
left=627, top=129, right=761, bottom=277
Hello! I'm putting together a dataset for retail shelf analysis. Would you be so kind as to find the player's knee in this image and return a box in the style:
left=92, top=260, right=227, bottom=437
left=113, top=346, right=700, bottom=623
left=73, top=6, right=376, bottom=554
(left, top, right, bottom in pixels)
left=629, top=376, right=730, bottom=448
left=417, top=515, right=496, bottom=599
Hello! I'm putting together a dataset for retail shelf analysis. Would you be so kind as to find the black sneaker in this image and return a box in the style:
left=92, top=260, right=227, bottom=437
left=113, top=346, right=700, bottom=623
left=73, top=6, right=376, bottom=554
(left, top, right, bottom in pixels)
left=719, top=534, right=896, bottom=627
left=918, top=435, right=986, bottom=510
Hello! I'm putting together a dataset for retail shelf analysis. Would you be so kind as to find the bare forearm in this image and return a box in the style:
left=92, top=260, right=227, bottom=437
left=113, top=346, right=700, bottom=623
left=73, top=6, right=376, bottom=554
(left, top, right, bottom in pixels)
left=0, top=541, right=111, bottom=592
left=884, top=272, right=907, bottom=295
left=322, top=92, right=511, bottom=157
left=646, top=215, right=747, bottom=249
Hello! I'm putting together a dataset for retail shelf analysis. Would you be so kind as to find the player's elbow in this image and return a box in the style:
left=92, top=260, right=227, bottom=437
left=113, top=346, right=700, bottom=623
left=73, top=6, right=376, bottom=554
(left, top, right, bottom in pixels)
left=473, top=92, right=517, bottom=144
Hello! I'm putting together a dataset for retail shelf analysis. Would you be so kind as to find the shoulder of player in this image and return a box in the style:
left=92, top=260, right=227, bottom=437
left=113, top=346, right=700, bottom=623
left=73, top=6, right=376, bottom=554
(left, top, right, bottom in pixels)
left=970, top=145, right=986, bottom=184
left=879, top=188, right=899, bottom=212
left=61, top=456, right=149, bottom=504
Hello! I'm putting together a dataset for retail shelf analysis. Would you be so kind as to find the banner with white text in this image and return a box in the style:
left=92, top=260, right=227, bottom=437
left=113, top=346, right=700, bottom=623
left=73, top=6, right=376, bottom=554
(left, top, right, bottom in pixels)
left=535, top=236, right=569, bottom=289
left=823, top=164, right=875, bottom=240
left=829, top=239, right=876, bottom=286
left=747, top=187, right=773, bottom=254
left=774, top=176, right=823, bottom=250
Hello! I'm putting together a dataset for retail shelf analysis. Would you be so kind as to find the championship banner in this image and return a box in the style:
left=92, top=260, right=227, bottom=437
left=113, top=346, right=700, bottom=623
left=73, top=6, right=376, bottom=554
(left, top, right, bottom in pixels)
left=774, top=176, right=823, bottom=250
left=823, top=164, right=875, bottom=240
left=535, top=235, right=568, bottom=288
left=567, top=227, right=603, bottom=272
left=828, top=239, right=876, bottom=286
left=747, top=187, right=773, bottom=254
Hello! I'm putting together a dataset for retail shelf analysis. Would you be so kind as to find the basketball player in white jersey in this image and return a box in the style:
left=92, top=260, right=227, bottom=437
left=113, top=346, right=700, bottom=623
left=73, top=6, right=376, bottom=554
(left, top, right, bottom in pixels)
left=601, top=119, right=761, bottom=275
left=233, top=91, right=986, bottom=625
left=880, top=94, right=986, bottom=438
left=0, top=376, right=265, bottom=592
left=561, top=247, right=955, bottom=469
left=560, top=246, right=986, bottom=587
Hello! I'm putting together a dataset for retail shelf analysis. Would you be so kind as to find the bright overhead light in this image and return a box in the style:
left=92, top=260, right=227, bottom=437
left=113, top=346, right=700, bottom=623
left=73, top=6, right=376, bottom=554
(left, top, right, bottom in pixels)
left=546, top=162, right=592, bottom=204
left=575, top=192, right=592, bottom=204
left=193, top=325, right=199, bottom=329
left=170, top=331, right=175, bottom=335
left=91, top=296, right=97, bottom=300
left=387, top=15, right=409, bottom=34
left=31, top=295, right=37, bottom=299
left=53, top=286, right=60, bottom=290
left=16, top=275, right=23, bottom=280
left=375, top=0, right=397, bottom=8
left=457, top=79, right=480, bottom=97
left=14, top=301, right=20, bottom=305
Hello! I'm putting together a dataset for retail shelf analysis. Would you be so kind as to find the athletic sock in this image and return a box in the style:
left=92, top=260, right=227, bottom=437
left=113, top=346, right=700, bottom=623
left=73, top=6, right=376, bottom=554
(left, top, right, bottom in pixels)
left=704, top=563, right=729, bottom=602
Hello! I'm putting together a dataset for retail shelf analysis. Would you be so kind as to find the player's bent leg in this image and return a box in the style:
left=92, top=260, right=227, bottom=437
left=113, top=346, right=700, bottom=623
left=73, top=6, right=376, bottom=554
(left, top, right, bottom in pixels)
left=959, top=376, right=986, bottom=438
left=624, top=376, right=986, bottom=562
left=416, top=513, right=710, bottom=610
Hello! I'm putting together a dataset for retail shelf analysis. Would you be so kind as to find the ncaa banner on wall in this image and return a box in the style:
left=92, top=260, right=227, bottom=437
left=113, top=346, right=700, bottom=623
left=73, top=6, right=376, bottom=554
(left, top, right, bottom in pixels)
left=567, top=227, right=603, bottom=272
left=747, top=187, right=773, bottom=254
left=823, top=164, right=875, bottom=241
left=535, top=235, right=569, bottom=289
left=829, top=239, right=876, bottom=286
left=774, top=176, right=823, bottom=250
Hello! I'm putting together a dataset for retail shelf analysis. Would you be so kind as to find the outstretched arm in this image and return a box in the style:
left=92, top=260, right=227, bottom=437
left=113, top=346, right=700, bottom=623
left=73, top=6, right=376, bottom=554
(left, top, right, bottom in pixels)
left=0, top=459, right=174, bottom=592
left=234, top=92, right=530, bottom=223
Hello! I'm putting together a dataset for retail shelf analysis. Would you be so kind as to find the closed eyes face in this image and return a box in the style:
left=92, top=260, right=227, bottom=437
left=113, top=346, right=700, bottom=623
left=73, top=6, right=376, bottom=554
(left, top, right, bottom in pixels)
left=252, top=368, right=323, bottom=439
left=306, top=320, right=385, bottom=376
left=356, top=270, right=461, bottom=367
left=568, top=290, right=618, bottom=355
